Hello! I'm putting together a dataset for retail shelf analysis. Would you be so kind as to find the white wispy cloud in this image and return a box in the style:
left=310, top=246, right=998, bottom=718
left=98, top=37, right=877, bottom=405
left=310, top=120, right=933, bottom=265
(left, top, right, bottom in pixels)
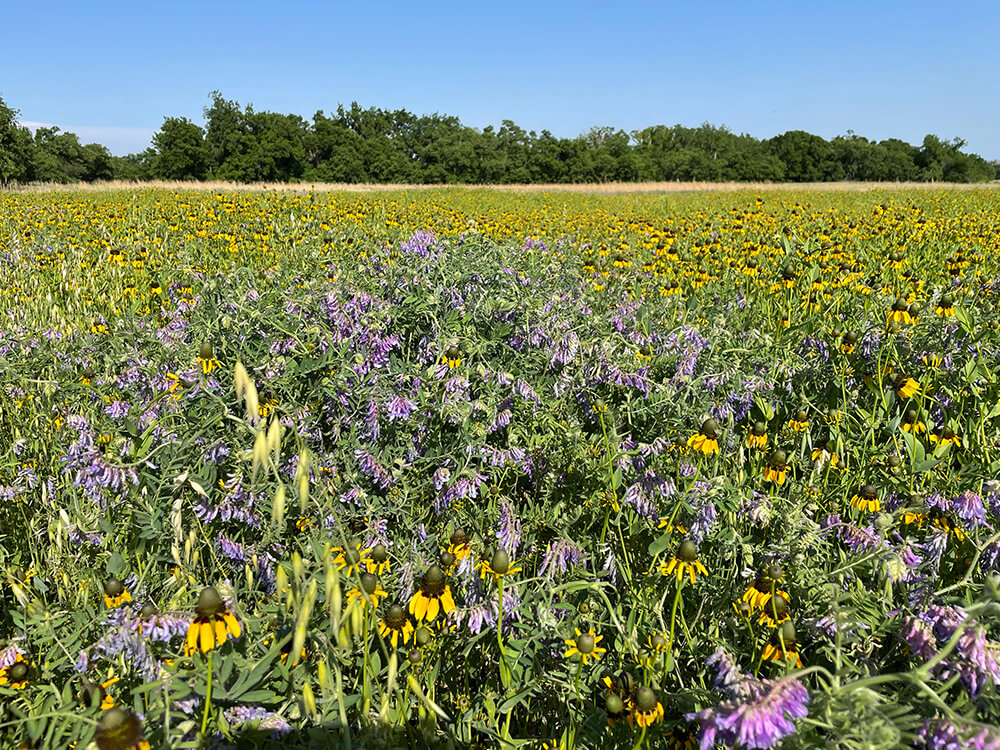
left=18, top=120, right=157, bottom=156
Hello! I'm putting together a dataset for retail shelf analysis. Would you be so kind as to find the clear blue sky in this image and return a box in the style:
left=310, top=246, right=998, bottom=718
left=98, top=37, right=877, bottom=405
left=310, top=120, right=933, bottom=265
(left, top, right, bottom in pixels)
left=3, top=0, right=998, bottom=159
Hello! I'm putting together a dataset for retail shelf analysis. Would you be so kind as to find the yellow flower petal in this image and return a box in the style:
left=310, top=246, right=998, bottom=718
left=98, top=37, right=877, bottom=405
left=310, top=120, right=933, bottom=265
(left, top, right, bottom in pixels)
left=200, top=621, right=215, bottom=653
left=224, top=612, right=241, bottom=639
left=426, top=595, right=440, bottom=623
left=214, top=617, right=228, bottom=647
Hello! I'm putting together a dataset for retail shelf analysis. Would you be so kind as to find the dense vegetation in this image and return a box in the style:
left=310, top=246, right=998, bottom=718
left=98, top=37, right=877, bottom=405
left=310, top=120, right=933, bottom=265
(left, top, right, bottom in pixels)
left=2, top=91, right=998, bottom=185
left=2, top=187, right=1000, bottom=749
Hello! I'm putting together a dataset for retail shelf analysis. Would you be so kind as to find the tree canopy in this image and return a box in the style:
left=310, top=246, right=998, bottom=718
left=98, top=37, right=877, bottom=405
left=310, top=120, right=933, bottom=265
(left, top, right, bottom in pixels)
left=1, top=90, right=997, bottom=185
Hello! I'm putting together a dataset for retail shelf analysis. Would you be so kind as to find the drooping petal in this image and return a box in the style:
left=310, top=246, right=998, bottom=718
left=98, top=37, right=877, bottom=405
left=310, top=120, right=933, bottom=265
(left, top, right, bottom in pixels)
left=426, top=596, right=440, bottom=623
left=200, top=621, right=215, bottom=653
left=224, top=612, right=242, bottom=639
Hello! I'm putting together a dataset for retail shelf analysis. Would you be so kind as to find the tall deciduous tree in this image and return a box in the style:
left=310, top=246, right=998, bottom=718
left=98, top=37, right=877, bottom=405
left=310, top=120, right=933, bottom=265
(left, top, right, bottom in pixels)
left=0, top=93, right=36, bottom=183
left=153, top=117, right=208, bottom=180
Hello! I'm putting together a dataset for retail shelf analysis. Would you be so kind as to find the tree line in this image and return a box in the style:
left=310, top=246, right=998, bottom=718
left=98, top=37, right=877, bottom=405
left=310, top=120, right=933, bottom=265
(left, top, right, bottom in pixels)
left=2, top=91, right=997, bottom=185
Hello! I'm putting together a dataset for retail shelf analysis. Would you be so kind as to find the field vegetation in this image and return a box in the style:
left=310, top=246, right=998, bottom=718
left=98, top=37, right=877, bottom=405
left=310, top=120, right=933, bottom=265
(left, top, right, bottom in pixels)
left=1, top=187, right=1000, bottom=749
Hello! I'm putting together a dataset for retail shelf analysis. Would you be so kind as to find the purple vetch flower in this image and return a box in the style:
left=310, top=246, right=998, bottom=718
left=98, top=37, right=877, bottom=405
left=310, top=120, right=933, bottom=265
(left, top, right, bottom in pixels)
left=139, top=613, right=192, bottom=643
left=0, top=643, right=25, bottom=668
left=689, top=499, right=718, bottom=544
left=386, top=395, right=416, bottom=421
left=104, top=400, right=130, bottom=418
left=689, top=652, right=811, bottom=750
left=489, top=408, right=512, bottom=433
left=217, top=533, right=248, bottom=562
left=222, top=705, right=292, bottom=737
left=92, top=625, right=158, bottom=680
left=902, top=604, right=1000, bottom=698
left=952, top=490, right=988, bottom=528
left=539, top=539, right=586, bottom=579
left=917, top=719, right=1000, bottom=750
left=496, top=499, right=522, bottom=556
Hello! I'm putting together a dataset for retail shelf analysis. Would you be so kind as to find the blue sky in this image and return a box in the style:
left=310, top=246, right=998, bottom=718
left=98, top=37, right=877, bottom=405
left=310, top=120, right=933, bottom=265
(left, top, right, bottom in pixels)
left=3, top=0, right=998, bottom=159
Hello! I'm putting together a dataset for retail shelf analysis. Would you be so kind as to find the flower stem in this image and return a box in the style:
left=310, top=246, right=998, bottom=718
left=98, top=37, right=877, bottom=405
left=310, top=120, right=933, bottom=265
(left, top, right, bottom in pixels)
left=200, top=651, right=214, bottom=744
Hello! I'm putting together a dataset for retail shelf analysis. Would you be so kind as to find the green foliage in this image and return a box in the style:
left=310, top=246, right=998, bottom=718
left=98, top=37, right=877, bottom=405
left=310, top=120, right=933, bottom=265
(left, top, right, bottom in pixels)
left=0, top=93, right=35, bottom=184
left=152, top=117, right=208, bottom=180
left=0, top=89, right=996, bottom=186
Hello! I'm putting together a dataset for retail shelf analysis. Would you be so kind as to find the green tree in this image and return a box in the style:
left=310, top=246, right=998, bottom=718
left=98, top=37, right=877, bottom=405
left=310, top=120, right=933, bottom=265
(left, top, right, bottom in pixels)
left=80, top=142, right=113, bottom=181
left=152, top=117, right=208, bottom=180
left=110, top=150, right=155, bottom=181
left=769, top=130, right=842, bottom=181
left=32, top=127, right=88, bottom=182
left=0, top=93, right=36, bottom=183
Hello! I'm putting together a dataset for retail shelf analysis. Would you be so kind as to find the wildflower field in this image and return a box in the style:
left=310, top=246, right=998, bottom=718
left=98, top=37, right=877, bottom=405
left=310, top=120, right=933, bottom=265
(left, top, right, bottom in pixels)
left=3, top=186, right=1000, bottom=750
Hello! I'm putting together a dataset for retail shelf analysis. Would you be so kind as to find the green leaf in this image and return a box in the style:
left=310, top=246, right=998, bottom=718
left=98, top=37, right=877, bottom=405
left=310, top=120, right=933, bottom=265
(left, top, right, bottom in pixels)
left=648, top=532, right=672, bottom=557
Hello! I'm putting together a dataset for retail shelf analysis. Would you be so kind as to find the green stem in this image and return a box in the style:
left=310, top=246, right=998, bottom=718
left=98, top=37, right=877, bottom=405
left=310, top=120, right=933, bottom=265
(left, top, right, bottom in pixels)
left=200, top=651, right=214, bottom=743
left=667, top=577, right=684, bottom=659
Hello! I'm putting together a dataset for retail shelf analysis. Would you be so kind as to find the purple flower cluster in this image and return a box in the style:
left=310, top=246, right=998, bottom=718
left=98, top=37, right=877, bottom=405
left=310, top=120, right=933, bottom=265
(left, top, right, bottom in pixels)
left=540, top=539, right=586, bottom=579
left=901, top=604, right=1000, bottom=697
left=916, top=719, right=1000, bottom=750
left=689, top=648, right=811, bottom=749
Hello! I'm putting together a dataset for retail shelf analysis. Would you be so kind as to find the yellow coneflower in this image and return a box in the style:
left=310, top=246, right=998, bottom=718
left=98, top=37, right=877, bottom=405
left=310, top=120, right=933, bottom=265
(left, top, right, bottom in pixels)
left=929, top=427, right=961, bottom=448
left=0, top=654, right=29, bottom=689
left=477, top=549, right=523, bottom=583
left=787, top=411, right=809, bottom=432
left=378, top=603, right=414, bottom=648
left=840, top=331, right=858, bottom=354
left=647, top=632, right=669, bottom=653
left=901, top=409, right=926, bottom=434
left=564, top=627, right=606, bottom=665
left=763, top=450, right=788, bottom=485
left=921, top=353, right=943, bottom=368
left=887, top=296, right=913, bottom=327
left=81, top=677, right=121, bottom=710
left=664, top=725, right=699, bottom=750
left=94, top=707, right=151, bottom=750
left=934, top=294, right=956, bottom=317
left=762, top=622, right=803, bottom=668
left=931, top=512, right=966, bottom=541
left=604, top=691, right=629, bottom=727
left=628, top=686, right=665, bottom=728
left=197, top=342, right=220, bottom=376
left=661, top=539, right=708, bottom=584
left=850, top=484, right=881, bottom=513
left=332, top=541, right=371, bottom=576
left=184, top=586, right=242, bottom=656
left=366, top=543, right=391, bottom=576
left=894, top=375, right=920, bottom=400
left=780, top=264, right=796, bottom=288
left=747, top=421, right=768, bottom=449
left=657, top=518, right=688, bottom=534
left=742, top=565, right=786, bottom=612
left=409, top=565, right=456, bottom=624
left=346, top=573, right=388, bottom=610
left=103, top=578, right=132, bottom=609
left=446, top=528, right=472, bottom=564
left=441, top=345, right=462, bottom=369
left=687, top=419, right=720, bottom=455
left=81, top=366, right=96, bottom=386
left=758, top=591, right=791, bottom=627
left=811, top=442, right=839, bottom=469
